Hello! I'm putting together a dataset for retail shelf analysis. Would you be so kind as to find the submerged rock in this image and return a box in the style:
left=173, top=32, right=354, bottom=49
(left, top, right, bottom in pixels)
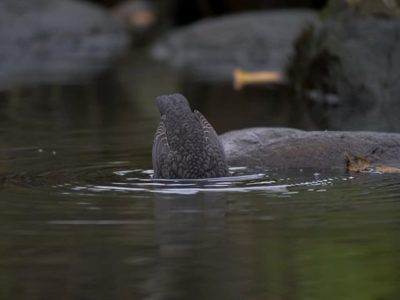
left=152, top=9, right=319, bottom=81
left=220, top=127, right=400, bottom=170
left=0, top=0, right=129, bottom=89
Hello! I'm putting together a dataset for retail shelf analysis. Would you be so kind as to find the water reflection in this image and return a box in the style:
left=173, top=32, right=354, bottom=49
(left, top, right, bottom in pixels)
left=1, top=170, right=400, bottom=299
left=150, top=193, right=228, bottom=299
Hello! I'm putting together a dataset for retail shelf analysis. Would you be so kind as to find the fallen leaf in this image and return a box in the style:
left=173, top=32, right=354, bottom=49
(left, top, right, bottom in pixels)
left=344, top=152, right=400, bottom=174
left=375, top=165, right=400, bottom=174
left=344, top=152, right=372, bottom=172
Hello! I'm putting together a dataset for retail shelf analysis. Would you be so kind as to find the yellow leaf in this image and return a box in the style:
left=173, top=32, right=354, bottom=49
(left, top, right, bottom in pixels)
left=344, top=152, right=400, bottom=174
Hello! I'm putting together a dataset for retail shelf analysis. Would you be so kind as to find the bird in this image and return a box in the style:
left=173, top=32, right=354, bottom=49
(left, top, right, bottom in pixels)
left=152, top=93, right=229, bottom=179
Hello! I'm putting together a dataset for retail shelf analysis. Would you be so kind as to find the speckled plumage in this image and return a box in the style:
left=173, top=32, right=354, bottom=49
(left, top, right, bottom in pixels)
left=152, top=94, right=229, bottom=179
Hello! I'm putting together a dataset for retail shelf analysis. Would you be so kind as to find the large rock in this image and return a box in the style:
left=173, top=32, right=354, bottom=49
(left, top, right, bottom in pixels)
left=289, top=10, right=400, bottom=131
left=0, top=0, right=129, bottom=89
left=152, top=9, right=319, bottom=81
left=220, top=128, right=400, bottom=170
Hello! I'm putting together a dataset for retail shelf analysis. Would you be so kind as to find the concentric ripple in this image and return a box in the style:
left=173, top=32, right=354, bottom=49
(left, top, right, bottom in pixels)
left=46, top=163, right=353, bottom=196
left=4, top=159, right=399, bottom=199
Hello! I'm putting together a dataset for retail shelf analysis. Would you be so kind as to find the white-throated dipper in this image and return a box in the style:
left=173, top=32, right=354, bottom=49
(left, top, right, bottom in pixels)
left=152, top=93, right=229, bottom=179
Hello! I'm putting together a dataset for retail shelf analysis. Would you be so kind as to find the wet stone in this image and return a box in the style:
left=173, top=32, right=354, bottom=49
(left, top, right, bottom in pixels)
left=220, top=128, right=400, bottom=170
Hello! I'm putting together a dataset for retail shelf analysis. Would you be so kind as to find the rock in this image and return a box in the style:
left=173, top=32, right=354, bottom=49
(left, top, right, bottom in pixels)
left=220, top=127, right=400, bottom=170
left=152, top=9, right=319, bottom=81
left=288, top=11, right=400, bottom=131
left=0, top=0, right=129, bottom=89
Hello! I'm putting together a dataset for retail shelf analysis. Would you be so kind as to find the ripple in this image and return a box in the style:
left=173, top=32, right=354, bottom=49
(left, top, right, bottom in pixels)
left=3, top=161, right=400, bottom=199
left=52, top=166, right=350, bottom=196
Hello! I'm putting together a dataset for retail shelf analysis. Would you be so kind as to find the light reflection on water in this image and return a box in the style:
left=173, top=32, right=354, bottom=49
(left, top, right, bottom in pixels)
left=59, top=167, right=351, bottom=195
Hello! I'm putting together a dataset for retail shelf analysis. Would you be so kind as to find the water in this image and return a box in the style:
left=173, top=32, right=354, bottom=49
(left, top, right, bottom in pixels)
left=0, top=49, right=400, bottom=300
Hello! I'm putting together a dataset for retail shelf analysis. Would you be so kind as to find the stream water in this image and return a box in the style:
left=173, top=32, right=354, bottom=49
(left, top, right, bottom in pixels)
left=0, top=49, right=399, bottom=300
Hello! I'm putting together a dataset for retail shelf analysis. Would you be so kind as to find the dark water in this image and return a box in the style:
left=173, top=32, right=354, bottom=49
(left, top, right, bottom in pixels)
left=1, top=49, right=400, bottom=300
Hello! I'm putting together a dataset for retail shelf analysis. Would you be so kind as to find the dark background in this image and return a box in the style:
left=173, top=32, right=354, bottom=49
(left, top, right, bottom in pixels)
left=87, top=0, right=328, bottom=25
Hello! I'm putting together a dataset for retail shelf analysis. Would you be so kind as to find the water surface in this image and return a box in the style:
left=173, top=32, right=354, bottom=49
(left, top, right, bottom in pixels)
left=0, top=50, right=400, bottom=300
